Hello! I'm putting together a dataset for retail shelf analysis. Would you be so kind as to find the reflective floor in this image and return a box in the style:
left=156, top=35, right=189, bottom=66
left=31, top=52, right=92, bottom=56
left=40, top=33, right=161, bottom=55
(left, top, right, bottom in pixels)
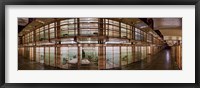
left=18, top=57, right=63, bottom=70
left=18, top=49, right=179, bottom=70
left=122, top=49, right=179, bottom=70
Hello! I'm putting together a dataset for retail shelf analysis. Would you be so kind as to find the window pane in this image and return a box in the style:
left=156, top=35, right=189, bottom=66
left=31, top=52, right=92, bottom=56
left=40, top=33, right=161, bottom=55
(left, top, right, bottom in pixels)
left=80, top=18, right=98, bottom=36
left=40, top=31, right=44, bottom=40
left=50, top=23, right=54, bottom=28
left=60, top=19, right=77, bottom=37
left=50, top=28, right=55, bottom=38
left=45, top=30, right=48, bottom=40
left=36, top=29, right=40, bottom=41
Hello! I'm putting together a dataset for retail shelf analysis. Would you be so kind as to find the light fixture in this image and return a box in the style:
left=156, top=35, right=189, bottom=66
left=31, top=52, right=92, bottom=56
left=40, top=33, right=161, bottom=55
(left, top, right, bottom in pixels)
left=36, top=19, right=45, bottom=24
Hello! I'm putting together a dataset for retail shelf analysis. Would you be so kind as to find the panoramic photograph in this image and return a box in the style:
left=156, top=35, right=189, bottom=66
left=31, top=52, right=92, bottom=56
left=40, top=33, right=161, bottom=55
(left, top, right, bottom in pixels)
left=18, top=18, right=182, bottom=70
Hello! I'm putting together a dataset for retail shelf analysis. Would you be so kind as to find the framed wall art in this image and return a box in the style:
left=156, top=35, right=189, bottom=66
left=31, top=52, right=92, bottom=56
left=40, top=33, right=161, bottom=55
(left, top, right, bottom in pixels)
left=0, top=0, right=199, bottom=88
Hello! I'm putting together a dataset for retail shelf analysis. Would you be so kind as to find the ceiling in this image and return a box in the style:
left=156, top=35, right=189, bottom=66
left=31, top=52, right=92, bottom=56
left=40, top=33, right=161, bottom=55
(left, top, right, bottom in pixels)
left=18, top=18, right=65, bottom=36
left=18, top=18, right=29, bottom=26
left=153, top=18, right=182, bottom=46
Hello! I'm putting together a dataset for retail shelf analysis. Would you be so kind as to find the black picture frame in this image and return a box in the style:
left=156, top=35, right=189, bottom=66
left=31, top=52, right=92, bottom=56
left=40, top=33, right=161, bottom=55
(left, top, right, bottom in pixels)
left=0, top=0, right=199, bottom=88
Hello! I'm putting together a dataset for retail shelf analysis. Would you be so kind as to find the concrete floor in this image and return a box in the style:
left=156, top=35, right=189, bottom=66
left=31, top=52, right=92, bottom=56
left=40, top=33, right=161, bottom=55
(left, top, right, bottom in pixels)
left=18, top=49, right=179, bottom=70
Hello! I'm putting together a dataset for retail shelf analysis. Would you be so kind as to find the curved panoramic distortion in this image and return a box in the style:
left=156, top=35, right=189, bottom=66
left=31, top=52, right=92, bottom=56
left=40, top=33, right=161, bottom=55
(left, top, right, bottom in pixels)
left=18, top=18, right=182, bottom=70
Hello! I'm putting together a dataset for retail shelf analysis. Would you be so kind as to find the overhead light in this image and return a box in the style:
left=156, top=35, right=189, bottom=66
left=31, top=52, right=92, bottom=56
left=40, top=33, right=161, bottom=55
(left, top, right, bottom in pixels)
left=36, top=19, right=45, bottom=24
left=140, top=25, right=148, bottom=29
left=135, top=23, right=148, bottom=29
left=136, top=20, right=141, bottom=23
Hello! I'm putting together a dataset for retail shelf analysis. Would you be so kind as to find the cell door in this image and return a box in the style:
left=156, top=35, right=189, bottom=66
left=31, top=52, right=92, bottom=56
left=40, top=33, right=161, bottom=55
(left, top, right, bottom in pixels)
left=80, top=47, right=98, bottom=69
left=36, top=47, right=40, bottom=63
left=29, top=47, right=34, bottom=61
left=50, top=47, right=55, bottom=66
left=141, top=46, right=147, bottom=60
left=106, top=47, right=120, bottom=69
left=113, top=47, right=120, bottom=67
left=121, top=46, right=128, bottom=66
left=106, top=47, right=113, bottom=69
left=45, top=47, right=50, bottom=65
left=24, top=47, right=30, bottom=59
left=39, top=47, right=44, bottom=64
left=127, top=46, right=132, bottom=64
left=60, top=47, right=69, bottom=69
left=135, top=46, right=141, bottom=62
left=147, top=46, right=151, bottom=55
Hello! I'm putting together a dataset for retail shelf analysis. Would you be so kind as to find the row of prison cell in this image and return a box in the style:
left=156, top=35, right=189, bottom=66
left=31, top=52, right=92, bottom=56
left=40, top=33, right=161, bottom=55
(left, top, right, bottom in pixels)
left=18, top=45, right=163, bottom=69
left=18, top=18, right=181, bottom=69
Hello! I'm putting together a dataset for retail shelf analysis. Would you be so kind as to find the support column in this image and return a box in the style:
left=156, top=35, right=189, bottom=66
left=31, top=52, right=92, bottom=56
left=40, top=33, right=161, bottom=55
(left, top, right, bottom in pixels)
left=56, top=19, right=61, bottom=68
left=49, top=47, right=50, bottom=65
left=77, top=46, right=80, bottom=69
left=119, top=46, right=121, bottom=68
left=98, top=18, right=106, bottom=69
left=23, top=35, right=26, bottom=58
left=126, top=46, right=128, bottom=65
left=132, top=44, right=135, bottom=62
left=152, top=37, right=154, bottom=55
left=145, top=31, right=148, bottom=60
left=48, top=24, right=50, bottom=42
left=103, top=19, right=106, bottom=37
left=33, top=47, right=36, bottom=61
left=54, top=46, right=57, bottom=67
left=99, top=45, right=106, bottom=70
left=56, top=19, right=61, bottom=39
left=99, top=18, right=103, bottom=38
left=119, top=21, right=121, bottom=38
left=56, top=47, right=61, bottom=68
left=77, top=18, right=80, bottom=69
left=44, top=47, right=45, bottom=63
left=54, top=20, right=57, bottom=39
left=33, top=27, right=36, bottom=61
left=77, top=18, right=80, bottom=36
